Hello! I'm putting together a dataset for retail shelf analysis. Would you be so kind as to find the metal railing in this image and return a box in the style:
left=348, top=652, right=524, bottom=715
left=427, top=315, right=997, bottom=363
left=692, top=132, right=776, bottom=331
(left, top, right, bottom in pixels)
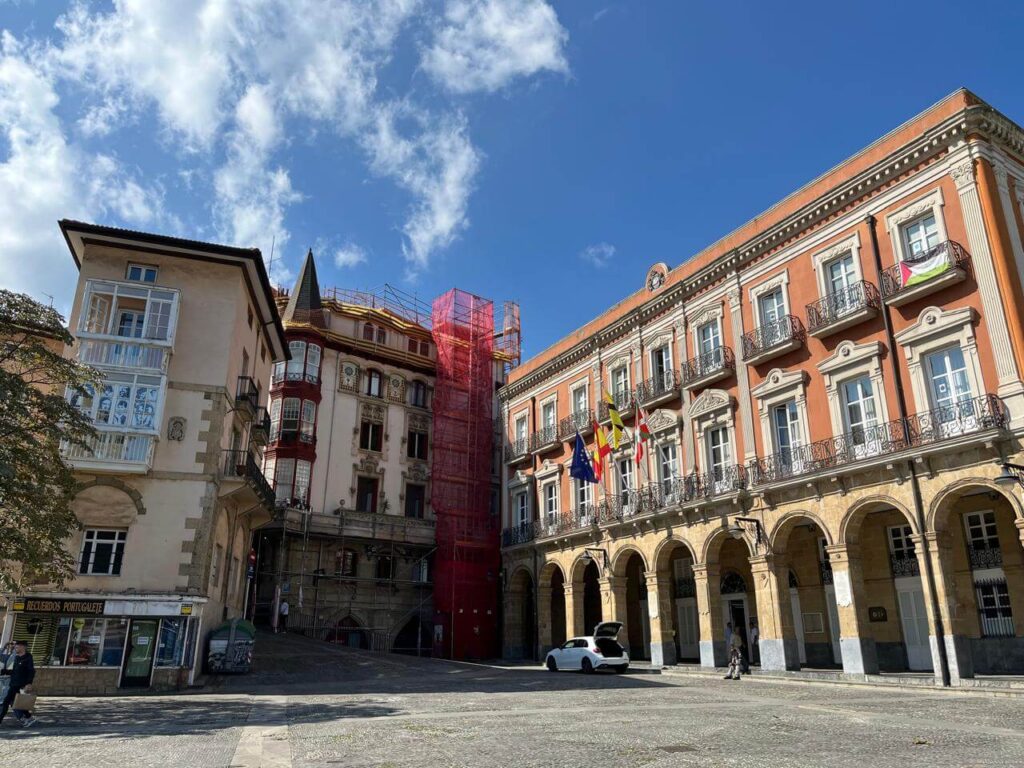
left=968, top=545, right=1003, bottom=570
left=529, top=424, right=559, bottom=452
left=636, top=371, right=682, bottom=404
left=235, top=376, right=259, bottom=412
left=501, top=521, right=539, bottom=547
left=741, top=315, right=805, bottom=360
left=222, top=449, right=275, bottom=507
left=271, top=429, right=317, bottom=447
left=681, top=346, right=735, bottom=386
left=680, top=465, right=747, bottom=500
left=504, top=437, right=530, bottom=462
left=879, top=240, right=970, bottom=300
left=251, top=407, right=271, bottom=443
left=558, top=409, right=595, bottom=440
left=806, top=280, right=880, bottom=333
left=889, top=553, right=920, bottom=578
left=62, top=431, right=154, bottom=465
left=598, top=389, right=634, bottom=421
left=272, top=367, right=321, bottom=386
left=77, top=339, right=168, bottom=372
left=748, top=396, right=1006, bottom=486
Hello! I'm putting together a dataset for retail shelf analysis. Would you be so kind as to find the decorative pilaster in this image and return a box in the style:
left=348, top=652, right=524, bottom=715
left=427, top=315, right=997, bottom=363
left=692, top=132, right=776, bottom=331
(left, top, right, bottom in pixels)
left=824, top=544, right=878, bottom=675
left=693, top=563, right=726, bottom=666
left=565, top=581, right=585, bottom=638
left=748, top=555, right=800, bottom=670
left=728, top=280, right=756, bottom=462
left=645, top=570, right=676, bottom=667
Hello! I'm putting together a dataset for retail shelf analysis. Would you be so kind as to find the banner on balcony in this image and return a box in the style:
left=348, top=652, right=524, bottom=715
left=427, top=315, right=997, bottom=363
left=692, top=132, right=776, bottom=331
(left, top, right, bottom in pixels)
left=570, top=431, right=597, bottom=484
left=900, top=243, right=950, bottom=288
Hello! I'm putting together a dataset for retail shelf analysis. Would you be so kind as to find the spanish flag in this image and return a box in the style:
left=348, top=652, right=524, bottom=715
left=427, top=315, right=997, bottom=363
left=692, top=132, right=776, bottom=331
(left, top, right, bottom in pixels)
left=593, top=419, right=611, bottom=459
left=604, top=391, right=625, bottom=449
left=592, top=449, right=603, bottom=482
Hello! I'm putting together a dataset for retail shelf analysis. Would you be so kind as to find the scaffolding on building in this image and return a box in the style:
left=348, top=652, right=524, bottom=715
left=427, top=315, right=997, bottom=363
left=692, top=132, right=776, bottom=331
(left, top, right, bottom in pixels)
left=430, top=289, right=499, bottom=660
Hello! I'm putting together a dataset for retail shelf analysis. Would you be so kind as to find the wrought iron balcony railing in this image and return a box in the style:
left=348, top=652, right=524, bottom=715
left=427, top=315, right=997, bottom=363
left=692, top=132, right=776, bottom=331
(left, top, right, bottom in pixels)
left=235, top=376, right=259, bottom=415
left=222, top=449, right=275, bottom=508
left=879, top=240, right=970, bottom=301
left=889, top=553, right=920, bottom=578
left=541, top=506, right=598, bottom=537
left=635, top=371, right=682, bottom=405
left=749, top=395, right=1007, bottom=486
left=741, top=315, right=805, bottom=361
left=598, top=389, right=635, bottom=422
left=558, top=409, right=595, bottom=440
left=681, top=346, right=735, bottom=387
left=968, top=544, right=1003, bottom=570
left=806, top=280, right=880, bottom=334
left=251, top=406, right=271, bottom=445
left=680, top=464, right=747, bottom=500
left=272, top=429, right=317, bottom=447
left=502, top=521, right=539, bottom=547
left=529, top=424, right=560, bottom=452
left=504, top=437, right=530, bottom=463
left=272, top=367, right=321, bottom=386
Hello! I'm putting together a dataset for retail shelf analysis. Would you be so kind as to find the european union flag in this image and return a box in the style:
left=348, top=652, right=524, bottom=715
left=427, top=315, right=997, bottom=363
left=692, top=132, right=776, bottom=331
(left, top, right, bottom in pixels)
left=569, top=430, right=597, bottom=484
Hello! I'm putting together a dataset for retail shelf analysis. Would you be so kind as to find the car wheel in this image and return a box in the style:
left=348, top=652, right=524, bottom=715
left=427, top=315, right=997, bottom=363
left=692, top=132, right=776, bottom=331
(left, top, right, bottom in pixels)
left=546, top=657, right=558, bottom=672
left=581, top=657, right=593, bottom=674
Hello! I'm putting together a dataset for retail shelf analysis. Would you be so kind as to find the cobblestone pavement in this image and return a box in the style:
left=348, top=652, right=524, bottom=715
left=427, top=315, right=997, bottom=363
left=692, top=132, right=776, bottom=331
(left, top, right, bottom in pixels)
left=4, top=632, right=1023, bottom=767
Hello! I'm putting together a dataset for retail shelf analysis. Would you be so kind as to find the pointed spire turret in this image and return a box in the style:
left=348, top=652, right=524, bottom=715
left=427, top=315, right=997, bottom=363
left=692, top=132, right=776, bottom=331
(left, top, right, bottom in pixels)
left=283, top=248, right=324, bottom=326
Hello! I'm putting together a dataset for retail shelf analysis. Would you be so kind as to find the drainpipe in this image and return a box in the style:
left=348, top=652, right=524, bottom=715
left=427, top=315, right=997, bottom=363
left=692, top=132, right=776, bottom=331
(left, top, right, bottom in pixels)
left=533, top=546, right=540, bottom=661
left=865, top=214, right=951, bottom=687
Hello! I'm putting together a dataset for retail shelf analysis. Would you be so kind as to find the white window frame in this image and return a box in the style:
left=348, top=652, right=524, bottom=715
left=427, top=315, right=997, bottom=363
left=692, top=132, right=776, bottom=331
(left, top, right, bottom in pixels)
left=887, top=525, right=916, bottom=557
left=748, top=270, right=791, bottom=331
left=79, top=529, right=127, bottom=576
left=570, top=381, right=589, bottom=417
left=610, top=365, right=630, bottom=399
left=811, top=233, right=863, bottom=299
left=78, top=279, right=180, bottom=345
left=126, top=263, right=158, bottom=283
left=649, top=343, right=672, bottom=384
left=513, top=412, right=528, bottom=443
left=893, top=306, right=984, bottom=416
left=885, top=188, right=948, bottom=268
left=690, top=389, right=737, bottom=474
left=687, top=301, right=725, bottom=359
left=817, top=340, right=890, bottom=442
left=70, top=372, right=165, bottom=434
left=514, top=492, right=529, bottom=527
left=750, top=368, right=811, bottom=459
left=963, top=511, right=1000, bottom=550
left=540, top=396, right=557, bottom=429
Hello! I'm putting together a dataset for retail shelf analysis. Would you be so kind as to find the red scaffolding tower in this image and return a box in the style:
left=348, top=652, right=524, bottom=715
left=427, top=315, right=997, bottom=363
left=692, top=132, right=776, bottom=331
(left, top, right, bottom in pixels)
left=430, top=289, right=498, bottom=660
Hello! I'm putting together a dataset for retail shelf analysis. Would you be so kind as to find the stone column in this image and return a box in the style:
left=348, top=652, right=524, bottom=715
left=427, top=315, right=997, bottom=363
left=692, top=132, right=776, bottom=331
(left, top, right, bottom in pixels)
left=565, top=581, right=585, bottom=638
left=949, top=157, right=1024, bottom=419
left=537, top=579, right=553, bottom=656
left=825, top=544, right=879, bottom=675
left=693, top=563, right=726, bottom=666
left=919, top=532, right=973, bottom=684
left=645, top=570, right=676, bottom=667
left=598, top=575, right=629, bottom=646
left=749, top=555, right=800, bottom=670
left=723, top=283, right=753, bottom=465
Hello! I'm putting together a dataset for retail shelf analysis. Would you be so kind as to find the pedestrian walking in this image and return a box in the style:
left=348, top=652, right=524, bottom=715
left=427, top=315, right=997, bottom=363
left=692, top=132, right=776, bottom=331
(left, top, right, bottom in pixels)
left=749, top=618, right=760, bottom=667
left=0, top=640, right=37, bottom=727
left=278, top=599, right=289, bottom=633
left=723, top=628, right=744, bottom=680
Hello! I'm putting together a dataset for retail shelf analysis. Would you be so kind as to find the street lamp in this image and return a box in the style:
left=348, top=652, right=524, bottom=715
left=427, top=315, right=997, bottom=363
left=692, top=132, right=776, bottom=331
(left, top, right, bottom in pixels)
left=728, top=516, right=765, bottom=547
left=994, top=462, right=1024, bottom=489
left=580, top=547, right=610, bottom=570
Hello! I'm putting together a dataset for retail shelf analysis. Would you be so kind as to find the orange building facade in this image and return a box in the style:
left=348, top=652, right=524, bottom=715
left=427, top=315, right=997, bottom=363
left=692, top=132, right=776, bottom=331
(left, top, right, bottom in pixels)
left=499, top=90, right=1024, bottom=685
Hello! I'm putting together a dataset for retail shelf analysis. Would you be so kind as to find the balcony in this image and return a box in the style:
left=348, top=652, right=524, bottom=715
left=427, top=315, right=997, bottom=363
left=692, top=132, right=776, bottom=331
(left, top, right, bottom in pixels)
left=272, top=429, right=317, bottom=448
left=681, top=347, right=735, bottom=390
left=234, top=376, right=259, bottom=419
left=272, top=366, right=321, bottom=387
left=680, top=464, right=747, bottom=501
left=222, top=449, right=275, bottom=508
left=879, top=241, right=969, bottom=307
left=636, top=370, right=682, bottom=407
left=968, top=545, right=1003, bottom=570
left=749, top=394, right=1007, bottom=487
left=741, top=315, right=805, bottom=365
left=250, top=407, right=271, bottom=446
left=61, top=430, right=154, bottom=473
left=77, top=339, right=168, bottom=373
left=530, top=424, right=560, bottom=454
left=504, top=437, right=530, bottom=465
left=501, top=521, right=539, bottom=547
left=558, top=409, right=595, bottom=441
left=540, top=505, right=598, bottom=537
left=806, top=281, right=881, bottom=338
left=598, top=389, right=635, bottom=423
left=596, top=485, right=665, bottom=524
left=77, top=280, right=179, bottom=348
left=889, top=553, right=920, bottom=578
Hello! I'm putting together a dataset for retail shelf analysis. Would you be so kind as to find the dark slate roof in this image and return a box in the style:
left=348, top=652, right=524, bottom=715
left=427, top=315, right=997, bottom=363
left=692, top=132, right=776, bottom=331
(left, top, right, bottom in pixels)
left=282, top=249, right=323, bottom=324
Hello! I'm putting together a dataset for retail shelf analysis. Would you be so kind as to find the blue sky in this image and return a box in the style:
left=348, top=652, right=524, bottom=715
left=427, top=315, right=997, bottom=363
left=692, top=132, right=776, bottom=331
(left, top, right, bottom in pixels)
left=2, top=1, right=1023, bottom=359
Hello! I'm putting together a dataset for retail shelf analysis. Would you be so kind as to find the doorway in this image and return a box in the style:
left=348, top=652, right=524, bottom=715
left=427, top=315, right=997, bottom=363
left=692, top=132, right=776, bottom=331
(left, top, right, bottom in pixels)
left=121, top=619, right=158, bottom=687
left=895, top=578, right=932, bottom=670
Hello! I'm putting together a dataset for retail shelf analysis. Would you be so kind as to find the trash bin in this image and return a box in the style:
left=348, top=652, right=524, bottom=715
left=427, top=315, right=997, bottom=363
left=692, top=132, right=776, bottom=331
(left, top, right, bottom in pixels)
left=206, top=618, right=256, bottom=674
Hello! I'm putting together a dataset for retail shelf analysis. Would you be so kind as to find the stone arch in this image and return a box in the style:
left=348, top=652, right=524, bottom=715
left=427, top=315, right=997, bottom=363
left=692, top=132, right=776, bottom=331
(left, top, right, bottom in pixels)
left=840, top=494, right=918, bottom=545
left=769, top=510, right=834, bottom=556
left=610, top=545, right=648, bottom=578
left=509, top=564, right=535, bottom=588
left=539, top=560, right=565, bottom=588
left=927, top=477, right=1024, bottom=533
left=701, top=524, right=755, bottom=565
left=570, top=551, right=599, bottom=583
left=73, top=477, right=145, bottom=523
left=328, top=607, right=369, bottom=628
left=652, top=535, right=699, bottom=573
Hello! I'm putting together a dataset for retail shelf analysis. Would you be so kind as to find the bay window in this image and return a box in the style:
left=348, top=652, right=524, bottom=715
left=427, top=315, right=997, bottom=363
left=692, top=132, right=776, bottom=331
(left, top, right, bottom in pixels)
left=281, top=398, right=300, bottom=435
left=286, top=341, right=306, bottom=380
left=305, top=344, right=321, bottom=382
left=300, top=400, right=316, bottom=440
left=79, top=280, right=178, bottom=344
left=269, top=398, right=282, bottom=440
left=70, top=372, right=163, bottom=431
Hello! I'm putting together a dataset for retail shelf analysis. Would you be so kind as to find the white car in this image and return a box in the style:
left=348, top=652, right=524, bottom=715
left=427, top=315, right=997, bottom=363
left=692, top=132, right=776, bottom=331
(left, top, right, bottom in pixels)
left=545, top=621, right=629, bottom=673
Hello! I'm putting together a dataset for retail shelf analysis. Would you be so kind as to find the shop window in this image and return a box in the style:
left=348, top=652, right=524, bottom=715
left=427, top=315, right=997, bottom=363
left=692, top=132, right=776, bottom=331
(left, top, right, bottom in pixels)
left=154, top=618, right=190, bottom=667
left=407, top=429, right=428, bottom=459
left=79, top=529, right=127, bottom=576
left=405, top=483, right=426, bottom=518
left=13, top=614, right=128, bottom=668
left=360, top=421, right=383, bottom=452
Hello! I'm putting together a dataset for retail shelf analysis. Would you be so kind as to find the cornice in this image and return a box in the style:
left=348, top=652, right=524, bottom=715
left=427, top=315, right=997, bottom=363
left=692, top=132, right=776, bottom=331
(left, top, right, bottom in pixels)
left=501, top=103, right=1024, bottom=402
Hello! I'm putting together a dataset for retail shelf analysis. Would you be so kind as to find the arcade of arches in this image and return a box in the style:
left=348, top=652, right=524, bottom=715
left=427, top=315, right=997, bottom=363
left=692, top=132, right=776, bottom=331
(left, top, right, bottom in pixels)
left=501, top=474, right=1024, bottom=683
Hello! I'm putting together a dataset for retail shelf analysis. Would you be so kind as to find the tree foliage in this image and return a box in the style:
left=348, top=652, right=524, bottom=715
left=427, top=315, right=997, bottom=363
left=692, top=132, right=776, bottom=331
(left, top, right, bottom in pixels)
left=0, top=289, right=98, bottom=591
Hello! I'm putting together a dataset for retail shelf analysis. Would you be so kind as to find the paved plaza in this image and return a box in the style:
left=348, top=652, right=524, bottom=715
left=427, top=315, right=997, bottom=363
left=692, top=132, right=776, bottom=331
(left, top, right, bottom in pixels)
left=3, top=634, right=1023, bottom=767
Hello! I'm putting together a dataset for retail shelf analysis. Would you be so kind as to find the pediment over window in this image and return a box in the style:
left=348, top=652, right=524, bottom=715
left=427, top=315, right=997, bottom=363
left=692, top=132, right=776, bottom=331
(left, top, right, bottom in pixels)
left=509, top=470, right=531, bottom=490
left=647, top=408, right=679, bottom=434
left=690, top=388, right=732, bottom=418
left=645, top=332, right=673, bottom=351
left=750, top=368, right=808, bottom=401
left=894, top=305, right=977, bottom=354
left=817, top=340, right=884, bottom=377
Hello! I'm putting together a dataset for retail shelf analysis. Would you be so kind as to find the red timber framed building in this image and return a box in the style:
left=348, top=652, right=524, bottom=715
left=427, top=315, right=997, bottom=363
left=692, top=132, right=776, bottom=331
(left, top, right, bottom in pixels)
left=253, top=252, right=519, bottom=658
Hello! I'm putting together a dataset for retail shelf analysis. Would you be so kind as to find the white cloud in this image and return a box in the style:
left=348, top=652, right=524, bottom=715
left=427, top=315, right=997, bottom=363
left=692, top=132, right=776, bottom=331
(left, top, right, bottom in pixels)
left=334, top=243, right=368, bottom=268
left=422, top=0, right=569, bottom=94
left=579, top=242, right=615, bottom=268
